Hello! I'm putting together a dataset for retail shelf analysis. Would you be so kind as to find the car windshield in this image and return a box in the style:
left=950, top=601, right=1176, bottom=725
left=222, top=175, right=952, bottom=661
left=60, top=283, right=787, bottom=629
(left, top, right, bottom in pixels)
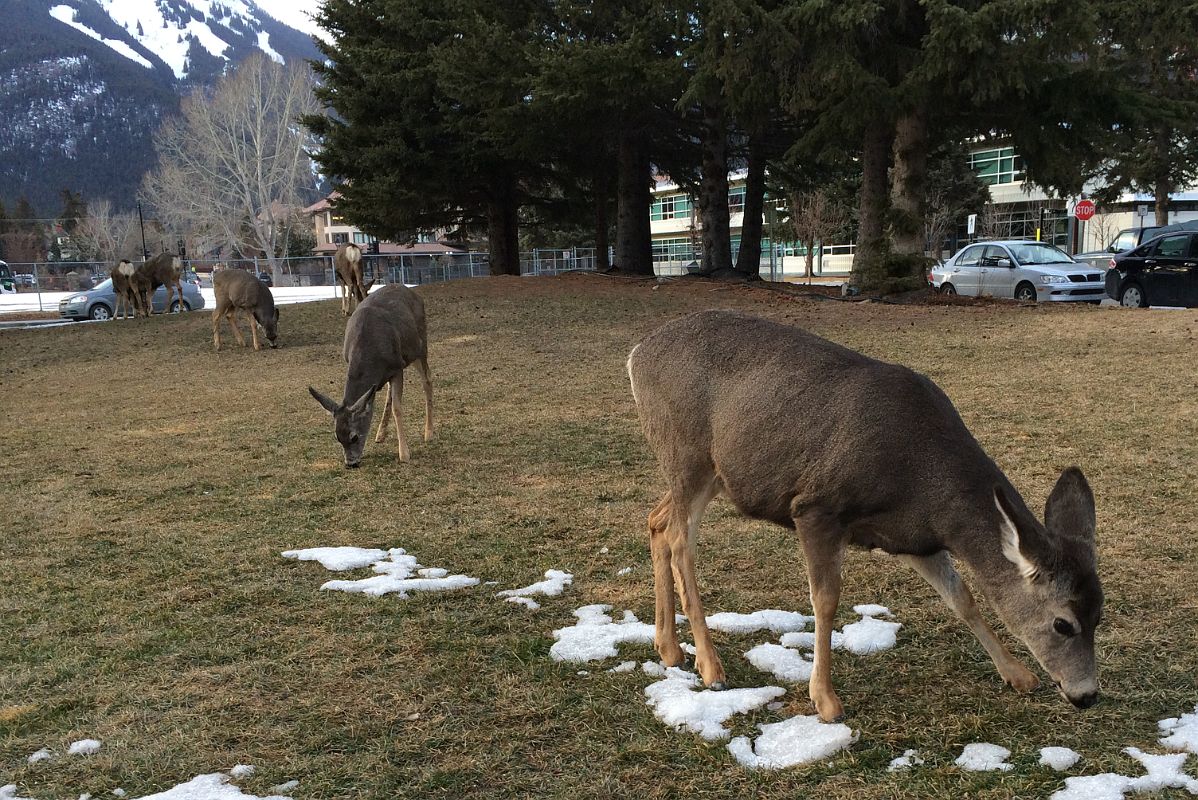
left=1008, top=243, right=1073, bottom=266
left=92, top=278, right=113, bottom=291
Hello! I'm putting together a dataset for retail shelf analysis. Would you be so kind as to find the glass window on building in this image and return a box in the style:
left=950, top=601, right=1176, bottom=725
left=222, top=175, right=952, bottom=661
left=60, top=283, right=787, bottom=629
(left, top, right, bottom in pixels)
left=652, top=237, right=697, bottom=263
left=969, top=147, right=1025, bottom=186
left=331, top=232, right=349, bottom=245
left=650, top=193, right=692, bottom=221
left=728, top=187, right=746, bottom=214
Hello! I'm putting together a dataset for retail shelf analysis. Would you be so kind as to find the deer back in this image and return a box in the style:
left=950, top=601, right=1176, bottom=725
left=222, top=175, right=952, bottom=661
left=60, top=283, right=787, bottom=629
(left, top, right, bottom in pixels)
left=341, top=284, right=427, bottom=401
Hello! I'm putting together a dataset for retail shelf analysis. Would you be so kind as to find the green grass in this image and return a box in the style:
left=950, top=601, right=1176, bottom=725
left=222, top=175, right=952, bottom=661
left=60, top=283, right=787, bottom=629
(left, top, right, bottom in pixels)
left=2, top=275, right=1197, bottom=798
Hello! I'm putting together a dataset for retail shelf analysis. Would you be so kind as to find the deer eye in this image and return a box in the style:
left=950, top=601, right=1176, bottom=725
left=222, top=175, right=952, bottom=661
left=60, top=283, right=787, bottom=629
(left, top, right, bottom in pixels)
left=1053, top=618, right=1077, bottom=637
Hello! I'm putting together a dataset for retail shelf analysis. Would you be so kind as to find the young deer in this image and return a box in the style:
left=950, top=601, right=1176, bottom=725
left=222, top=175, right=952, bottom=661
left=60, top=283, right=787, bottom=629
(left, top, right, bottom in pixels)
left=212, top=269, right=279, bottom=351
left=334, top=243, right=373, bottom=316
left=134, top=252, right=184, bottom=314
left=308, top=283, right=432, bottom=467
left=627, top=310, right=1103, bottom=722
left=110, top=260, right=141, bottom=319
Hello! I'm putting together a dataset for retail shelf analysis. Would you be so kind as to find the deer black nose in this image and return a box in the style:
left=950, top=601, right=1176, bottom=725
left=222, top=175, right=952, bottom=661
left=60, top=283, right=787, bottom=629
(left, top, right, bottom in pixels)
left=1070, top=691, right=1099, bottom=709
left=345, top=461, right=360, bottom=469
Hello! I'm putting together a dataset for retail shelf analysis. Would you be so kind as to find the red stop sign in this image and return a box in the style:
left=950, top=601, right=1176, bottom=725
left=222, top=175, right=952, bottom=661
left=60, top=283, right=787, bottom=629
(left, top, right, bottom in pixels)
left=1074, top=200, right=1096, bottom=221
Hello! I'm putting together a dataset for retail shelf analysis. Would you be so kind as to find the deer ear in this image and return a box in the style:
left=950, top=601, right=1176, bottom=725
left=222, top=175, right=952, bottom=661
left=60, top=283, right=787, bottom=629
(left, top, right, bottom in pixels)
left=994, top=486, right=1041, bottom=581
left=1045, top=466, right=1096, bottom=542
left=347, top=389, right=374, bottom=414
left=363, top=278, right=375, bottom=293
left=308, top=386, right=339, bottom=414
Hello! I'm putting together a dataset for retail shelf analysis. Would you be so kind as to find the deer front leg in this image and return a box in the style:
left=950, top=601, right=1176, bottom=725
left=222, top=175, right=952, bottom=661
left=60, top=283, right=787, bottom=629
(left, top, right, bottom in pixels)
left=797, top=509, right=846, bottom=722
left=212, top=308, right=223, bottom=350
left=250, top=315, right=262, bottom=351
left=374, top=384, right=393, bottom=443
left=388, top=376, right=409, bottom=462
left=648, top=494, right=685, bottom=668
left=896, top=552, right=1039, bottom=692
left=418, top=358, right=433, bottom=442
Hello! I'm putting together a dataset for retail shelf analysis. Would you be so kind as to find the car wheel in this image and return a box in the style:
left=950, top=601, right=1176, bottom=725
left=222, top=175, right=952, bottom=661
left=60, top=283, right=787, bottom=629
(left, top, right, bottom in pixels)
left=1120, top=282, right=1147, bottom=308
left=940, top=283, right=957, bottom=295
left=170, top=300, right=191, bottom=312
left=1014, top=282, right=1037, bottom=302
left=89, top=304, right=112, bottom=321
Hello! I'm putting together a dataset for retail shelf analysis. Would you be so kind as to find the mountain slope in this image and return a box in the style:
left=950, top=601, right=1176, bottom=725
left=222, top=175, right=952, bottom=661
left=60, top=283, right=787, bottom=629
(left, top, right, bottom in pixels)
left=0, top=0, right=323, bottom=217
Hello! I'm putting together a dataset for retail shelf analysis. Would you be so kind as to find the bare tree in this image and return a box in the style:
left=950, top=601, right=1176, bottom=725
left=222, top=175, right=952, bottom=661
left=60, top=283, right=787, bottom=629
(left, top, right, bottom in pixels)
left=141, top=54, right=323, bottom=276
left=788, top=191, right=851, bottom=280
left=1086, top=212, right=1119, bottom=252
left=70, top=200, right=142, bottom=262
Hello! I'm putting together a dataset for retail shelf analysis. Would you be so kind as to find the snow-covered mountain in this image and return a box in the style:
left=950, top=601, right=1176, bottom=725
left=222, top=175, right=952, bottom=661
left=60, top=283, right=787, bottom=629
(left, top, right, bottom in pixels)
left=0, top=0, right=325, bottom=216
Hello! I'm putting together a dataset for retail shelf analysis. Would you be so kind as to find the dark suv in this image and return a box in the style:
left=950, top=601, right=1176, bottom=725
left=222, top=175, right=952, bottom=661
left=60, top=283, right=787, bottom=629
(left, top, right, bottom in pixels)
left=1105, top=231, right=1198, bottom=308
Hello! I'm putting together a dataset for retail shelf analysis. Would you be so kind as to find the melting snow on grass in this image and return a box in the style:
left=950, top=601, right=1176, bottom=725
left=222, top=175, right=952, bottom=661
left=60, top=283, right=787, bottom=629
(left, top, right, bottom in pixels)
left=26, top=748, right=51, bottom=764
left=643, top=667, right=785, bottom=741
left=1159, top=704, right=1198, bottom=753
left=955, top=743, right=1013, bottom=771
left=748, top=605, right=901, bottom=683
left=2, top=769, right=295, bottom=800
left=68, top=739, right=102, bottom=756
left=550, top=605, right=655, bottom=662
left=281, top=547, right=387, bottom=571
left=283, top=547, right=479, bottom=599
left=496, top=570, right=573, bottom=609
left=727, top=714, right=857, bottom=769
left=1051, top=747, right=1198, bottom=799
left=1040, top=747, right=1082, bottom=771
left=705, top=610, right=813, bottom=635
left=887, top=749, right=925, bottom=771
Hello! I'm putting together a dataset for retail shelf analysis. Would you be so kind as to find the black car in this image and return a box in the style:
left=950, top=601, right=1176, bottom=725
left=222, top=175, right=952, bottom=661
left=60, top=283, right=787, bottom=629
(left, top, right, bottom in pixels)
left=1105, top=230, right=1198, bottom=308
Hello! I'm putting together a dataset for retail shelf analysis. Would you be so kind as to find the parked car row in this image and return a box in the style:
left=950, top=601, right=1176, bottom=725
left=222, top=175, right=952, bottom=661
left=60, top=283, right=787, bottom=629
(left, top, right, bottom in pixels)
left=931, top=235, right=1198, bottom=308
left=58, top=278, right=206, bottom=320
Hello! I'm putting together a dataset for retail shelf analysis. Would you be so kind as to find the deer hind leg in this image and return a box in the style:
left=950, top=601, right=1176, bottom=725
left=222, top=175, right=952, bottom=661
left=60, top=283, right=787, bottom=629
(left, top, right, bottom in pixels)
left=796, top=508, right=847, bottom=722
left=895, top=552, right=1039, bottom=692
left=227, top=308, right=247, bottom=347
left=212, top=306, right=223, bottom=350
left=418, top=358, right=433, bottom=442
left=664, top=476, right=724, bottom=688
left=648, top=493, right=685, bottom=669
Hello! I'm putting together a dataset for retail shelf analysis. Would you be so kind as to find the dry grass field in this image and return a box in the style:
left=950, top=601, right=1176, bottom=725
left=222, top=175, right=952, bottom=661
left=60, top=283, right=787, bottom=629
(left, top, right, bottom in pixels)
left=2, top=275, right=1196, bottom=799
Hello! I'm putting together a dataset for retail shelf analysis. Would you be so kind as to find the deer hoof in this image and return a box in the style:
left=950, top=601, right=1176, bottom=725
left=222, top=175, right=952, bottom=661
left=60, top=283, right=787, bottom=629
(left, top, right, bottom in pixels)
left=706, top=680, right=727, bottom=691
left=812, top=690, right=845, bottom=723
left=1003, top=666, right=1040, bottom=693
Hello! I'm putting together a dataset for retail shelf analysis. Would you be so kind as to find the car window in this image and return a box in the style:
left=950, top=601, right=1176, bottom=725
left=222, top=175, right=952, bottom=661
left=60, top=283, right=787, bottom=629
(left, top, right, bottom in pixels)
left=980, top=245, right=1010, bottom=266
left=1110, top=230, right=1140, bottom=252
left=955, top=246, right=984, bottom=266
left=1153, top=234, right=1188, bottom=258
left=1009, top=242, right=1072, bottom=265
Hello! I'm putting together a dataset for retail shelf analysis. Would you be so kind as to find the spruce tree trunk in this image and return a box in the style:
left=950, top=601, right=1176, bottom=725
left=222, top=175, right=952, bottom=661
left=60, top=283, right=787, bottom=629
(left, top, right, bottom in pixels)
left=890, top=106, right=928, bottom=257
left=593, top=165, right=610, bottom=271
left=615, top=129, right=653, bottom=275
left=734, top=133, right=766, bottom=278
left=697, top=103, right=732, bottom=274
left=852, top=119, right=895, bottom=287
left=804, top=237, right=816, bottom=279
left=486, top=179, right=520, bottom=276
left=1154, top=126, right=1171, bottom=226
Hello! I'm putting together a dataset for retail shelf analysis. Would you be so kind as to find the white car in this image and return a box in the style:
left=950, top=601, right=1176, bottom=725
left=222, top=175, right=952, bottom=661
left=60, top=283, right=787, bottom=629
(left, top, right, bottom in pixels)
left=929, top=240, right=1106, bottom=303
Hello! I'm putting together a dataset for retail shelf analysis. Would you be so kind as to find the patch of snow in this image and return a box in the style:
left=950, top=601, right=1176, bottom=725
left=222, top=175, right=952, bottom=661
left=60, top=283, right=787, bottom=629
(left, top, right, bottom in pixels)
left=133, top=773, right=293, bottom=799
left=888, top=749, right=924, bottom=771
left=268, top=782, right=298, bottom=794
left=549, top=605, right=655, bottom=663
left=852, top=604, right=892, bottom=617
left=955, top=742, right=1013, bottom=772
left=727, top=715, right=857, bottom=769
left=577, top=670, right=589, bottom=676
left=681, top=642, right=696, bottom=655
left=642, top=661, right=666, bottom=677
left=599, top=546, right=609, bottom=554
left=1123, top=746, right=1198, bottom=793
left=281, top=546, right=386, bottom=571
left=48, top=6, right=153, bottom=70
left=256, top=31, right=284, bottom=63
left=840, top=615, right=902, bottom=655
left=1040, top=746, right=1081, bottom=771
left=228, top=765, right=255, bottom=779
left=505, top=596, right=540, bottom=610
left=1051, top=773, right=1134, bottom=800
left=68, top=739, right=102, bottom=755
left=112, top=791, right=126, bottom=798
left=1159, top=704, right=1198, bottom=754
left=616, top=567, right=633, bottom=576
left=608, top=661, right=637, bottom=673
left=496, top=570, right=572, bottom=600
left=643, top=668, right=785, bottom=741
left=417, top=568, right=448, bottom=579
left=27, top=748, right=52, bottom=764
left=1, top=786, right=35, bottom=800
left=254, top=0, right=327, bottom=41
left=744, top=642, right=814, bottom=683
left=705, top=610, right=813, bottom=635
left=315, top=548, right=479, bottom=598
left=779, top=630, right=846, bottom=651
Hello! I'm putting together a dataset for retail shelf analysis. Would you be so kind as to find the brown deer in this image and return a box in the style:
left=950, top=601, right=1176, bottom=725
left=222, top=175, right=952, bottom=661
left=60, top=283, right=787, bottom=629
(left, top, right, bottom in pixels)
left=627, top=310, right=1103, bottom=722
left=308, top=283, right=432, bottom=467
left=334, top=243, right=373, bottom=316
left=212, top=269, right=279, bottom=351
left=110, top=260, right=141, bottom=319
left=134, top=252, right=185, bottom=314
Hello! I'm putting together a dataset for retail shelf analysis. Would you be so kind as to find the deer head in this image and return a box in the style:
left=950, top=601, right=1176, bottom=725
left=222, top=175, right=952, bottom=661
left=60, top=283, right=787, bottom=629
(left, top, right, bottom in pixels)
left=308, top=386, right=376, bottom=467
left=259, top=307, right=280, bottom=348
left=990, top=468, right=1103, bottom=708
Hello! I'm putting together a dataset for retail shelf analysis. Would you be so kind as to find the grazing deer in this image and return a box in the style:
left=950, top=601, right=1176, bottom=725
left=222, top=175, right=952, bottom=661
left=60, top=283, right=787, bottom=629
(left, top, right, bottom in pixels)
left=334, top=242, right=373, bottom=316
left=135, top=252, right=184, bottom=314
left=308, top=283, right=432, bottom=467
left=110, top=260, right=141, bottom=319
left=627, top=310, right=1103, bottom=722
left=212, top=269, right=279, bottom=351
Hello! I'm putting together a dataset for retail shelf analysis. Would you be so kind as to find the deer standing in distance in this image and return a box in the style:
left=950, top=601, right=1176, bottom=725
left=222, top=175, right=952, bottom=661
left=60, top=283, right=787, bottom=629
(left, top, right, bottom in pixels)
left=134, top=252, right=184, bottom=314
left=308, top=283, right=432, bottom=468
left=334, top=242, right=373, bottom=316
left=110, top=260, right=141, bottom=319
left=212, top=268, right=279, bottom=351
left=627, top=309, right=1103, bottom=722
